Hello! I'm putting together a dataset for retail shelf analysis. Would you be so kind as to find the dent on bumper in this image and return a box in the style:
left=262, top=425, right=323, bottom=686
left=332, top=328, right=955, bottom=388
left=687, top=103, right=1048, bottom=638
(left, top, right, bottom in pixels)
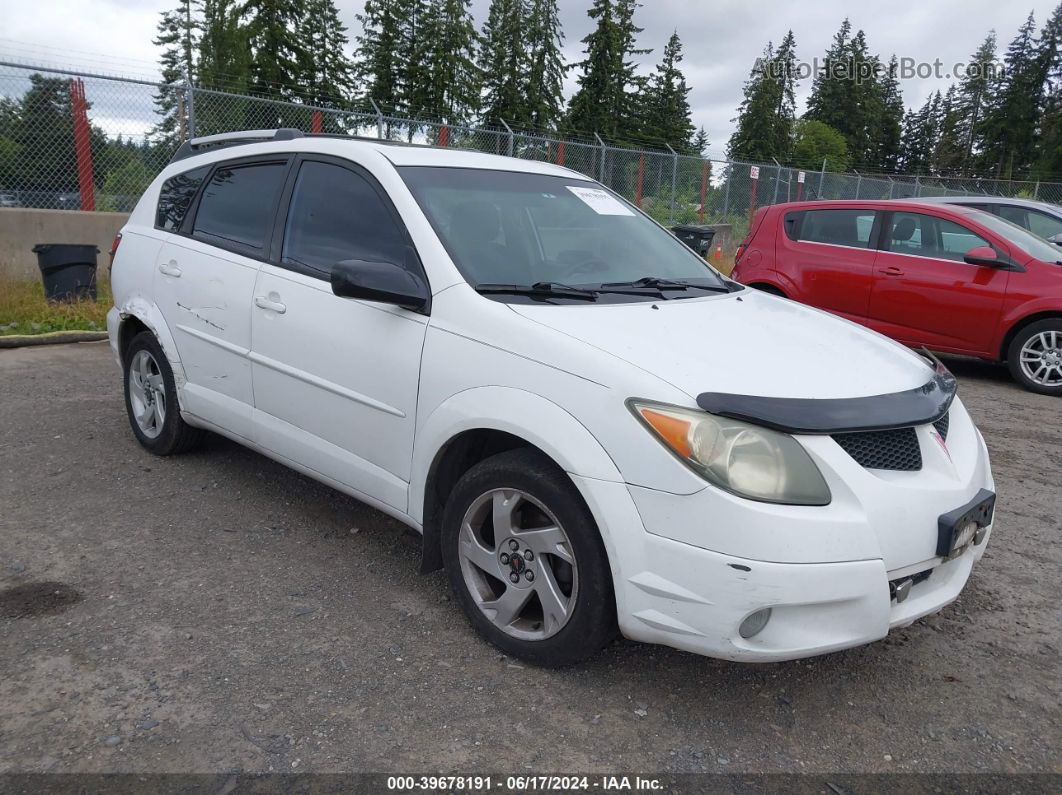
left=570, top=475, right=988, bottom=663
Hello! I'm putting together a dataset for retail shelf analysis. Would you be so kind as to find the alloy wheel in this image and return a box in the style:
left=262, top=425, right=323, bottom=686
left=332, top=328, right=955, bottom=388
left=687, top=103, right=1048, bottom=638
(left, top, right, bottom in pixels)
left=1019, top=330, right=1062, bottom=387
left=457, top=488, right=579, bottom=641
left=128, top=349, right=166, bottom=438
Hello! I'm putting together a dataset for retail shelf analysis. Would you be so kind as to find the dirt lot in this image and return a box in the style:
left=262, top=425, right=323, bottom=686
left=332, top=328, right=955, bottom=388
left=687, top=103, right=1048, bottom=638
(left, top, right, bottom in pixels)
left=0, top=342, right=1059, bottom=778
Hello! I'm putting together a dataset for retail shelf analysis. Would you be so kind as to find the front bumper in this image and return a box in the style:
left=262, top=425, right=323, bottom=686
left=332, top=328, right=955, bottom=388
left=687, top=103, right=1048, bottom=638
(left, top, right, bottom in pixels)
left=570, top=474, right=992, bottom=663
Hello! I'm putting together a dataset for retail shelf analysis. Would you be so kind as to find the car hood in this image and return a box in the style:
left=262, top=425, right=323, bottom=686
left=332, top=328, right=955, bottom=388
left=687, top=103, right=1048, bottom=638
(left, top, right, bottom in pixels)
left=509, top=290, right=933, bottom=400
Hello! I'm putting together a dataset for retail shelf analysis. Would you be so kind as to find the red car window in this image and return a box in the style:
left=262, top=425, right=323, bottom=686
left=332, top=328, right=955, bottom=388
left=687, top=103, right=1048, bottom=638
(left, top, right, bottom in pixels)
left=884, top=212, right=989, bottom=263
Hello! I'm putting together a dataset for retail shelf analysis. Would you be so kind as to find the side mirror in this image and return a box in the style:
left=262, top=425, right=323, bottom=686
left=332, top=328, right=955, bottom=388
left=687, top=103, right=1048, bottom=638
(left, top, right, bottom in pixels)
left=331, top=258, right=429, bottom=312
left=1048, top=233, right=1062, bottom=247
left=963, top=245, right=1007, bottom=267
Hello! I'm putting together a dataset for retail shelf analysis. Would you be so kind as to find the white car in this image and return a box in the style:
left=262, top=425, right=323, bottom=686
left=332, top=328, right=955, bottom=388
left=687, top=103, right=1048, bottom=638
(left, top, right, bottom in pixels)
left=107, top=129, right=996, bottom=666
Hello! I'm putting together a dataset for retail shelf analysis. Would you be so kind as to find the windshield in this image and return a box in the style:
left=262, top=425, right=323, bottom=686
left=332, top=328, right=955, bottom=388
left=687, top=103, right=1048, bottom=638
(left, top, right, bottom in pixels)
left=399, top=167, right=728, bottom=302
left=968, top=209, right=1062, bottom=263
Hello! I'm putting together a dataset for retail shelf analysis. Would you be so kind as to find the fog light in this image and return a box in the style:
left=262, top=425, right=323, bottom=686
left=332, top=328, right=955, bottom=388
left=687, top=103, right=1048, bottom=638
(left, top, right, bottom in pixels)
left=739, top=607, right=772, bottom=639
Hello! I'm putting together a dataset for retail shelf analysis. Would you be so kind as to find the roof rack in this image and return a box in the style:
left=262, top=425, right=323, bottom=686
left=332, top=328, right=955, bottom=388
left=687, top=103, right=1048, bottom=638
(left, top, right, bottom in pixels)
left=170, top=128, right=304, bottom=162
left=169, top=127, right=425, bottom=164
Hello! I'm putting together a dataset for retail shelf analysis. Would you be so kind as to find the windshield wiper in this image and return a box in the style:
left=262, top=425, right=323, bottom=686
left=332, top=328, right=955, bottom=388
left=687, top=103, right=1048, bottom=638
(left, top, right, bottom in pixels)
left=598, top=276, right=732, bottom=294
left=475, top=281, right=599, bottom=301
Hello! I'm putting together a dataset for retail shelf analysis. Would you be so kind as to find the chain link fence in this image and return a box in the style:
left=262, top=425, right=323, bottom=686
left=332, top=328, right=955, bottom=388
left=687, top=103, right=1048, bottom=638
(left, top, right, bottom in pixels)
left=3, top=60, right=1062, bottom=238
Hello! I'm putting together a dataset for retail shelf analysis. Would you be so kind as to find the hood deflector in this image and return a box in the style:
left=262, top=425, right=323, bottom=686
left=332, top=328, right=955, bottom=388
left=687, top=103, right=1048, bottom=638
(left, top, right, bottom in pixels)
left=696, top=351, right=957, bottom=435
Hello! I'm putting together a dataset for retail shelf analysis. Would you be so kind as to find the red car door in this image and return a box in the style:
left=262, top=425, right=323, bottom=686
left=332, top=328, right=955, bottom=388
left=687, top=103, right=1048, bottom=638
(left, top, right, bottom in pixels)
left=778, top=206, right=879, bottom=323
left=866, top=210, right=1009, bottom=355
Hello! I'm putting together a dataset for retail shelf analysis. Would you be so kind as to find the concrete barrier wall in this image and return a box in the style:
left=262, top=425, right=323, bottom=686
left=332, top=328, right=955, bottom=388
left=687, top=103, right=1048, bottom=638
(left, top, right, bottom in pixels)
left=0, top=208, right=129, bottom=281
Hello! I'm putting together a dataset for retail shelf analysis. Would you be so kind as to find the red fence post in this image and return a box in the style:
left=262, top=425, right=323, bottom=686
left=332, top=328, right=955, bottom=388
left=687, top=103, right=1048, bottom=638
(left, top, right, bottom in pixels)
left=439, top=125, right=449, bottom=147
left=698, top=160, right=708, bottom=224
left=556, top=141, right=565, bottom=167
left=311, top=111, right=323, bottom=133
left=795, top=170, right=805, bottom=202
left=635, top=154, right=645, bottom=208
left=70, top=79, right=95, bottom=212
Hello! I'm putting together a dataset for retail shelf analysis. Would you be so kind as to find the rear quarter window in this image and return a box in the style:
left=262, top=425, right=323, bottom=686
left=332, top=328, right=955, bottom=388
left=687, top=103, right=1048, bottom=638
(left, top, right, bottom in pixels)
left=155, top=166, right=209, bottom=232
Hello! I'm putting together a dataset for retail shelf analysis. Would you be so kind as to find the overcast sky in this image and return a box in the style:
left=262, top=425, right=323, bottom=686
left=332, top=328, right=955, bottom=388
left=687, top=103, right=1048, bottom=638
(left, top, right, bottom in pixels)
left=1, top=0, right=1057, bottom=157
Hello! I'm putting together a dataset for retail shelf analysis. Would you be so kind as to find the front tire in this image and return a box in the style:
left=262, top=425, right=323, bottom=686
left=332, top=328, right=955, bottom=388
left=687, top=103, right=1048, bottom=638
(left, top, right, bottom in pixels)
left=122, top=331, right=205, bottom=454
left=441, top=448, right=617, bottom=667
left=1007, top=319, right=1062, bottom=395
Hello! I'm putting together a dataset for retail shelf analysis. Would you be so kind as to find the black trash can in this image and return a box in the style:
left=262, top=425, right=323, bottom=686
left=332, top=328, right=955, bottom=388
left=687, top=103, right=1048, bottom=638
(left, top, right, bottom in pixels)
left=671, top=224, right=716, bottom=258
left=32, top=244, right=99, bottom=302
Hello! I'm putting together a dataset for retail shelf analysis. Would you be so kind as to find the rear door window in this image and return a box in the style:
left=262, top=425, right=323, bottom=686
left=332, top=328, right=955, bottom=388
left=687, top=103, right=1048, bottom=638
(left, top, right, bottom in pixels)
left=192, top=162, right=287, bottom=252
left=155, top=166, right=209, bottom=232
left=797, top=209, right=876, bottom=248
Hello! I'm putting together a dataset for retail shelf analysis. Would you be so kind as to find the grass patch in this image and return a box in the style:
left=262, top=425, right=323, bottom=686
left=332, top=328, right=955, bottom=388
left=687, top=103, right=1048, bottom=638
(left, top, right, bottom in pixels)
left=0, top=276, right=111, bottom=336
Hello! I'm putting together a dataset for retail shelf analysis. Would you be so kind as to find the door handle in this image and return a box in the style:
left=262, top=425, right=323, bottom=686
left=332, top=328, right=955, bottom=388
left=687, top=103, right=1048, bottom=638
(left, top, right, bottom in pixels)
left=254, top=295, right=287, bottom=314
left=878, top=266, right=904, bottom=276
left=158, top=261, right=182, bottom=277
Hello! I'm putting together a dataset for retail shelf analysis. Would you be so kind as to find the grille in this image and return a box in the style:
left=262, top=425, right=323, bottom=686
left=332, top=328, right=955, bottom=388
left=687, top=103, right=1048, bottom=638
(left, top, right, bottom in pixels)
left=832, top=427, right=922, bottom=471
left=933, top=412, right=950, bottom=440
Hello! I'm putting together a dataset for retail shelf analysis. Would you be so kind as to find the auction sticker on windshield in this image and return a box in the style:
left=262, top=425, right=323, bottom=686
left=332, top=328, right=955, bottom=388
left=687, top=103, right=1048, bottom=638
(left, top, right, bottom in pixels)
left=566, top=185, right=635, bottom=215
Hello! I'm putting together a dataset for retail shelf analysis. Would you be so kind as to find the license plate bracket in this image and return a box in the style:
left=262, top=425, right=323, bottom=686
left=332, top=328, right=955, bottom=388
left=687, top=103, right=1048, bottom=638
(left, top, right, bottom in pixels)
left=937, top=489, right=995, bottom=558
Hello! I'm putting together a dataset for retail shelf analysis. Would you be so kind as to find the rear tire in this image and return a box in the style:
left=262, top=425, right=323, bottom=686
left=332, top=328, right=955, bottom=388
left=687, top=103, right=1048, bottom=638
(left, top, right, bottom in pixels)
left=441, top=448, right=617, bottom=667
left=1006, top=319, right=1062, bottom=395
left=123, top=331, right=205, bottom=454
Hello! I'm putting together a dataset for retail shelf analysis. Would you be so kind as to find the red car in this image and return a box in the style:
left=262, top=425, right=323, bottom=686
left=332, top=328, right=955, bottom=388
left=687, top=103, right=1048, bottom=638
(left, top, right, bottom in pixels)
left=730, top=200, right=1062, bottom=394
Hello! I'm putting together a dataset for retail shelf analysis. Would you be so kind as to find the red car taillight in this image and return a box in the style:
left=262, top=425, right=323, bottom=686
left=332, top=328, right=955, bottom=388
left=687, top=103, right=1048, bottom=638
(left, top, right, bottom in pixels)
left=109, top=232, right=122, bottom=263
left=734, top=243, right=747, bottom=264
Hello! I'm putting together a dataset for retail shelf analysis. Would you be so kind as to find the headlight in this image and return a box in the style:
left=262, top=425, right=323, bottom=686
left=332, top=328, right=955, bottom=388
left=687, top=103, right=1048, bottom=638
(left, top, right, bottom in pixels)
left=629, top=400, right=831, bottom=505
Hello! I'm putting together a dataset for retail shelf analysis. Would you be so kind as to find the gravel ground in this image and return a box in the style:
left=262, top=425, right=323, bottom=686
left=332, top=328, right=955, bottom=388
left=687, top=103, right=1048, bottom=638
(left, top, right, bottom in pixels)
left=0, top=342, right=1059, bottom=778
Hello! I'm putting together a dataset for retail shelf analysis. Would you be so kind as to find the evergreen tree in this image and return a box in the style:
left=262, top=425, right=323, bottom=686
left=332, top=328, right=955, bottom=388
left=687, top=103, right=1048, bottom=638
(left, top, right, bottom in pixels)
left=153, top=0, right=200, bottom=145
left=355, top=0, right=409, bottom=118
left=769, top=30, right=798, bottom=158
left=243, top=0, right=308, bottom=99
left=411, top=0, right=481, bottom=123
left=955, top=32, right=998, bottom=171
left=566, top=0, right=618, bottom=137
left=727, top=36, right=797, bottom=163
left=198, top=0, right=250, bottom=91
left=524, top=0, right=566, bottom=130
left=899, top=91, right=942, bottom=173
left=691, top=126, right=709, bottom=156
left=479, top=0, right=528, bottom=128
left=611, top=0, right=651, bottom=142
left=399, top=0, right=434, bottom=120
left=566, top=0, right=649, bottom=143
left=804, top=19, right=851, bottom=135
left=934, top=86, right=966, bottom=174
left=804, top=21, right=884, bottom=168
left=843, top=30, right=880, bottom=167
left=641, top=31, right=695, bottom=149
left=197, top=0, right=252, bottom=134
left=872, top=55, right=905, bottom=171
left=977, top=12, right=1043, bottom=177
left=296, top=0, right=356, bottom=109
left=1033, top=3, right=1062, bottom=175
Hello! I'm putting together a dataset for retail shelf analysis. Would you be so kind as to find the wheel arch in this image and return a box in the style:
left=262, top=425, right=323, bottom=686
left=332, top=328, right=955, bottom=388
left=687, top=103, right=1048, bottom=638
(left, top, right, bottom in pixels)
left=747, top=282, right=787, bottom=297
left=115, top=297, right=185, bottom=384
left=1000, top=310, right=1062, bottom=361
left=411, top=387, right=623, bottom=574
